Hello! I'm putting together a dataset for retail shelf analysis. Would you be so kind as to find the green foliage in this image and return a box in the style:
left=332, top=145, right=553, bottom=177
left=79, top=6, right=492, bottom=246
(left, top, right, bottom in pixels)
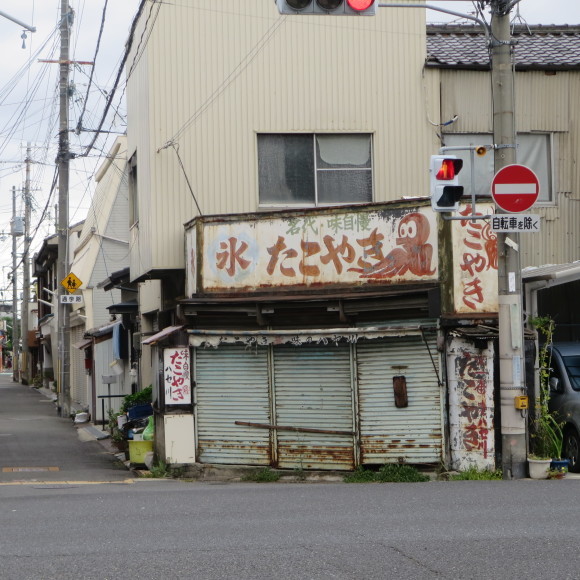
left=107, top=409, right=125, bottom=443
left=121, top=385, right=153, bottom=413
left=149, top=461, right=169, bottom=478
left=344, top=464, right=430, bottom=483
left=343, top=466, right=377, bottom=483
left=529, top=316, right=563, bottom=459
left=242, top=467, right=281, bottom=482
left=449, top=467, right=503, bottom=480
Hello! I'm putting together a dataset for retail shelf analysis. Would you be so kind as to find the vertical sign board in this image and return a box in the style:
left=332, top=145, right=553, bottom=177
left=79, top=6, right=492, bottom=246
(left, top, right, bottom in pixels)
left=491, top=164, right=540, bottom=213
left=163, top=347, right=192, bottom=405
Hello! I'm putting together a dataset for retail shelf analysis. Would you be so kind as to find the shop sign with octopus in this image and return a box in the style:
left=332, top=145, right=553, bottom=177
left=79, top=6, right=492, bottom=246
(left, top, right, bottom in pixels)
left=198, top=206, right=438, bottom=291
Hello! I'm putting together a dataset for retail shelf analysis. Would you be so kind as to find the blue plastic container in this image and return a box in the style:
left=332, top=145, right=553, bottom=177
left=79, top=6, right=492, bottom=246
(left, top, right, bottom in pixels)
left=127, top=403, right=153, bottom=420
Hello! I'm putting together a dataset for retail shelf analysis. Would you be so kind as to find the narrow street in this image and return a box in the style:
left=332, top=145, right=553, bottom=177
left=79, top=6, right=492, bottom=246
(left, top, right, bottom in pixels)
left=0, top=372, right=131, bottom=485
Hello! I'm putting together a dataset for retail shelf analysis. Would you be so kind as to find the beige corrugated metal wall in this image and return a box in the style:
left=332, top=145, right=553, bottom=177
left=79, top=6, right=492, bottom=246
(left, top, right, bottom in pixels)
left=434, top=69, right=580, bottom=268
left=127, top=1, right=435, bottom=279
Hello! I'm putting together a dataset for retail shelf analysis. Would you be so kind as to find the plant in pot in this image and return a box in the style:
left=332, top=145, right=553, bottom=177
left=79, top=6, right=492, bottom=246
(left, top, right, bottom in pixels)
left=529, top=316, right=566, bottom=479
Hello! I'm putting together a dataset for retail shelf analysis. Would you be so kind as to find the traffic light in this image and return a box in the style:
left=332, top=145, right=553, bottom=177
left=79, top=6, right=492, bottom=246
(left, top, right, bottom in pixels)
left=276, top=0, right=377, bottom=15
left=429, top=155, right=464, bottom=212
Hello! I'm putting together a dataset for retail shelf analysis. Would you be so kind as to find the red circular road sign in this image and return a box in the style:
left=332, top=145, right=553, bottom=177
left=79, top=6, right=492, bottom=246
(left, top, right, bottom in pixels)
left=491, top=164, right=540, bottom=213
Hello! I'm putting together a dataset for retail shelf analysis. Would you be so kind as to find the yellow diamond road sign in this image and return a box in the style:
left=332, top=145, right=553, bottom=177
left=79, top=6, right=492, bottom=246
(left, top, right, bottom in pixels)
left=61, top=272, right=83, bottom=294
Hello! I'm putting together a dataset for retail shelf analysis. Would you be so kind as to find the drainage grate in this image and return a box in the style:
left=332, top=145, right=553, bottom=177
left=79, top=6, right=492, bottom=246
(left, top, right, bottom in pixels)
left=2, top=467, right=60, bottom=473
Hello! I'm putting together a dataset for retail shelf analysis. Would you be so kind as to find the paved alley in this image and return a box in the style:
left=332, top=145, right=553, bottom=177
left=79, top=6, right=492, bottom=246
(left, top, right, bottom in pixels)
left=0, top=372, right=131, bottom=484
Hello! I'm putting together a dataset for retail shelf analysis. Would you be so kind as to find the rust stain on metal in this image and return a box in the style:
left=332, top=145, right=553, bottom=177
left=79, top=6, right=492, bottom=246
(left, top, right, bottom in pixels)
left=235, top=420, right=354, bottom=436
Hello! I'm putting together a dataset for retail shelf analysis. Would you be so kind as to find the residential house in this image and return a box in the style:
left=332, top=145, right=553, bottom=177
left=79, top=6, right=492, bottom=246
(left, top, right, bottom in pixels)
left=67, top=137, right=131, bottom=422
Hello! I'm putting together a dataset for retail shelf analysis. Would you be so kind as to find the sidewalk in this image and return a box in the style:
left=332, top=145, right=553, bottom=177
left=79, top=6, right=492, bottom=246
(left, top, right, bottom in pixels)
left=0, top=372, right=133, bottom=484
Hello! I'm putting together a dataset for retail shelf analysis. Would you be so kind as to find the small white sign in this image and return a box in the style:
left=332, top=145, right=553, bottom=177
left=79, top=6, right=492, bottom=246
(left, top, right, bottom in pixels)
left=491, top=214, right=540, bottom=233
left=60, top=294, right=83, bottom=304
left=163, top=347, right=192, bottom=405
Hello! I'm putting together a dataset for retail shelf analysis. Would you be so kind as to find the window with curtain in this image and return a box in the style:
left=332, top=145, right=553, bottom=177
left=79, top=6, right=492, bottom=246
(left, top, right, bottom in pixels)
left=258, top=133, right=373, bottom=206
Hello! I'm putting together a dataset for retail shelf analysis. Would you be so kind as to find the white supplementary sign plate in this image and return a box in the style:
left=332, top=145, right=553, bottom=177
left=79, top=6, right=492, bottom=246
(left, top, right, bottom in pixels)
left=60, top=295, right=83, bottom=304
left=490, top=214, right=540, bottom=233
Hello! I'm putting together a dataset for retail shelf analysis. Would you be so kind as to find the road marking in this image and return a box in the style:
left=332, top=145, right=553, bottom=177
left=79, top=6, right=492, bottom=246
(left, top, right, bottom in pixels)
left=0, top=479, right=135, bottom=486
left=2, top=467, right=60, bottom=472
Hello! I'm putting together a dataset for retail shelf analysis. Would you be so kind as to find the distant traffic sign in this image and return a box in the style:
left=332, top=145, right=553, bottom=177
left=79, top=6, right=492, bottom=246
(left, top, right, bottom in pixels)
left=61, top=272, right=82, bottom=294
left=491, top=164, right=540, bottom=213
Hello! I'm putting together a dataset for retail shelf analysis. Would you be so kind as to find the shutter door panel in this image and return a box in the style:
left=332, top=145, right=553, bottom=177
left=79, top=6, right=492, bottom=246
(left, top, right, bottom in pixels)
left=357, top=336, right=443, bottom=464
left=196, top=346, right=271, bottom=465
left=273, top=344, right=354, bottom=470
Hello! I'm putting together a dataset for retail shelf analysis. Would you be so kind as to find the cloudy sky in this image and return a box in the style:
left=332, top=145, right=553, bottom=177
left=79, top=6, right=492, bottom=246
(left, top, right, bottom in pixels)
left=427, top=0, right=580, bottom=24
left=0, top=0, right=577, bottom=297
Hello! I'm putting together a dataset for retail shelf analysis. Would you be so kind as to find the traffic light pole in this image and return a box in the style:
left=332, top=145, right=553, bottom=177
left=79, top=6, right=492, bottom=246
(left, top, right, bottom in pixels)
left=490, top=1, right=527, bottom=479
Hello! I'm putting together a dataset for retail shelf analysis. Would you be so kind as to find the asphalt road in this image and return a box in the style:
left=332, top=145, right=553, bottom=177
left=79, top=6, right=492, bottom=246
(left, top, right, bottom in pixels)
left=2, top=478, right=580, bottom=580
left=2, top=374, right=580, bottom=579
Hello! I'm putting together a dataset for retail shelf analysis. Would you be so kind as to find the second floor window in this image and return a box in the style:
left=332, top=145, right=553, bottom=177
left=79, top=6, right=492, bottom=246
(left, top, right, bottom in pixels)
left=258, top=133, right=373, bottom=207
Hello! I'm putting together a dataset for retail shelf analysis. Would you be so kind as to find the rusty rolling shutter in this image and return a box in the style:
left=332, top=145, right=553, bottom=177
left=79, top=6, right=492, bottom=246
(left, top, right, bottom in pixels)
left=273, top=343, right=355, bottom=470
left=195, top=345, right=271, bottom=465
left=357, top=335, right=443, bottom=465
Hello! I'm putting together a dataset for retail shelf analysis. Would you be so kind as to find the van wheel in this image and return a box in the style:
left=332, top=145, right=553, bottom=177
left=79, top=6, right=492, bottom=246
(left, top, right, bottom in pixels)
left=563, top=428, right=580, bottom=473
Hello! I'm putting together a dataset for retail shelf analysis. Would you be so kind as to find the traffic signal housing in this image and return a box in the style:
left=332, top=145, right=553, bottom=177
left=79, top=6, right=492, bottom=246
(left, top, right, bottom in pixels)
left=430, top=155, right=464, bottom=212
left=276, top=0, right=377, bottom=15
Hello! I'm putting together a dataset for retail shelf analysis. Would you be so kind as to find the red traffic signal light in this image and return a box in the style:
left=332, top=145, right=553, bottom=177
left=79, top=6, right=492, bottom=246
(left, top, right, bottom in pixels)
left=435, top=158, right=463, bottom=181
left=277, top=0, right=377, bottom=15
left=347, top=0, right=375, bottom=10
left=430, top=155, right=464, bottom=212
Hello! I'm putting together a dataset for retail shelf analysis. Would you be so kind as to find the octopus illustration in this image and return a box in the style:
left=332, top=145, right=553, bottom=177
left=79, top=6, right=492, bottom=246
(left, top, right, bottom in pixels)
left=348, top=212, right=435, bottom=279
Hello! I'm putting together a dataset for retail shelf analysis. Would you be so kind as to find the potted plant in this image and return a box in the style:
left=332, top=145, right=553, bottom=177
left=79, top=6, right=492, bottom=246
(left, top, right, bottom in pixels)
left=529, top=316, right=566, bottom=479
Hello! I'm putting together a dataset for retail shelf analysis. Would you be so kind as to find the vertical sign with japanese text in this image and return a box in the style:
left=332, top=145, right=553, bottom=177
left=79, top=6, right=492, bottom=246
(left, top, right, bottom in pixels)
left=452, top=204, right=498, bottom=314
left=163, top=348, right=192, bottom=405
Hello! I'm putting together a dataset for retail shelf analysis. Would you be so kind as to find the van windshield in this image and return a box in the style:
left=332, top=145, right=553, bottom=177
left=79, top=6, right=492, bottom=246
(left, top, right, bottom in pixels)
left=562, top=355, right=580, bottom=391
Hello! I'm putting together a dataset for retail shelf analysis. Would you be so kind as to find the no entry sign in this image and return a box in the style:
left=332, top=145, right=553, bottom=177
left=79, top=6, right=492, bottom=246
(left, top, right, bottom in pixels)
left=491, top=164, right=540, bottom=213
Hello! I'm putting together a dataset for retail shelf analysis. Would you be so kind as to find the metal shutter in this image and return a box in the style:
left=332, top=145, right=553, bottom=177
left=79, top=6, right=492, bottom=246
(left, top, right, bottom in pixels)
left=273, top=344, right=355, bottom=470
left=195, top=345, right=271, bottom=465
left=357, top=336, right=443, bottom=464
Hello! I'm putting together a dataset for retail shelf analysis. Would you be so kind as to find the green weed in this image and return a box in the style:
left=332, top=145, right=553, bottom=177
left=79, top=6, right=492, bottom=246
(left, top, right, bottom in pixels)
left=344, top=464, right=429, bottom=483
left=242, top=467, right=281, bottom=482
left=449, top=466, right=503, bottom=480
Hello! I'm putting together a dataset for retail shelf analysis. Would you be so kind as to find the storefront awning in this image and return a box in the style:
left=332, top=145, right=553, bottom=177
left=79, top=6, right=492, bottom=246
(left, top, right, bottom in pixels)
left=142, top=325, right=185, bottom=346
left=73, top=337, right=92, bottom=350
left=188, top=324, right=436, bottom=348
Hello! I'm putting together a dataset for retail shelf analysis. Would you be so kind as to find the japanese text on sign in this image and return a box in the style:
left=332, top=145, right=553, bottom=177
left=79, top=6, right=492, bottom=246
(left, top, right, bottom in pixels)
left=60, top=295, right=83, bottom=304
left=452, top=205, right=498, bottom=314
left=163, top=348, right=192, bottom=405
left=202, top=209, right=438, bottom=291
left=491, top=215, right=540, bottom=233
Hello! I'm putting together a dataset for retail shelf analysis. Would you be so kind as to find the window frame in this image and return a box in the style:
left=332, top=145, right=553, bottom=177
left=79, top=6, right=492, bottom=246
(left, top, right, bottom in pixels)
left=442, top=132, right=555, bottom=205
left=258, top=133, right=374, bottom=209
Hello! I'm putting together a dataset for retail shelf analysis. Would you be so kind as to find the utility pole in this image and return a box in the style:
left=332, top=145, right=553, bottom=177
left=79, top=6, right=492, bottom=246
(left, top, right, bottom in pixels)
left=11, top=186, right=20, bottom=382
left=21, top=143, right=32, bottom=385
left=491, top=0, right=526, bottom=479
left=57, top=0, right=72, bottom=416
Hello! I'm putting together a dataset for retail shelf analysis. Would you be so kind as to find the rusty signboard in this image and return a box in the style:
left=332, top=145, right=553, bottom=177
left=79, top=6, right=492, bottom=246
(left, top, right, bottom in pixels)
left=451, top=204, right=498, bottom=314
left=187, top=206, right=438, bottom=294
